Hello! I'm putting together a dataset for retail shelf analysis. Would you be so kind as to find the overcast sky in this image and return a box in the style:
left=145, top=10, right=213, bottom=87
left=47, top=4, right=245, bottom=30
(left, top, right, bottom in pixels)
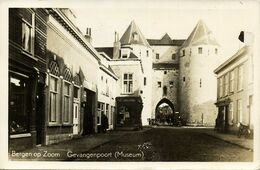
left=72, top=0, right=259, bottom=62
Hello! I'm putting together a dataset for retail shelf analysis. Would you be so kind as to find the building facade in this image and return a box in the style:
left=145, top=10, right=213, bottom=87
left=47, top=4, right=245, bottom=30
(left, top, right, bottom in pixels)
left=9, top=8, right=48, bottom=150
left=214, top=45, right=254, bottom=133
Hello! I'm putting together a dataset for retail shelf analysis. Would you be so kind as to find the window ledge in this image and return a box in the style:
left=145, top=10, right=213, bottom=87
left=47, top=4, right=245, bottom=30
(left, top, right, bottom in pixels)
left=62, top=123, right=73, bottom=127
left=48, top=123, right=62, bottom=127
left=21, top=49, right=38, bottom=62
left=10, top=133, right=31, bottom=139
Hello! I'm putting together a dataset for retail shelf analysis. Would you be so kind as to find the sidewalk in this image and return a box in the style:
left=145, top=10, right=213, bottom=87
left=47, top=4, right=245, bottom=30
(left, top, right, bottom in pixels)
left=9, top=127, right=151, bottom=161
left=200, top=127, right=253, bottom=151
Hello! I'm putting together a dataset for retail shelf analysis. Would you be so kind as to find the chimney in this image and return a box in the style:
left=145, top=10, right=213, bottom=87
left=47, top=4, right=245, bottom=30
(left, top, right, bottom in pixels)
left=85, top=28, right=92, bottom=43
left=113, top=31, right=121, bottom=59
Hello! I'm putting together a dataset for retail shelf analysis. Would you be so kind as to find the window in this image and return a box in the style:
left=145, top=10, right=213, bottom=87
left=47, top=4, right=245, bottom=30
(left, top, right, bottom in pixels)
left=172, top=53, right=176, bottom=60
left=237, top=99, right=242, bottom=123
left=169, top=81, right=174, bottom=87
left=238, top=65, right=243, bottom=90
left=199, top=78, right=202, bottom=88
left=9, top=74, right=29, bottom=134
left=219, top=77, right=223, bottom=97
left=49, top=75, right=59, bottom=122
left=123, top=73, right=133, bottom=93
left=74, top=86, right=79, bottom=98
left=101, top=76, right=103, bottom=81
left=22, top=21, right=33, bottom=53
left=163, top=86, right=167, bottom=96
left=198, top=47, right=203, bottom=54
left=146, top=50, right=149, bottom=57
left=229, top=70, right=234, bottom=92
left=229, top=102, right=234, bottom=125
left=156, top=53, right=159, bottom=59
left=21, top=11, right=34, bottom=54
left=133, top=32, right=139, bottom=41
left=106, top=104, right=109, bottom=117
left=215, top=48, right=218, bottom=54
left=97, top=103, right=102, bottom=125
left=164, top=71, right=167, bottom=74
left=183, top=77, right=185, bottom=82
left=122, top=54, right=128, bottom=58
left=48, top=61, right=60, bottom=124
left=144, top=77, right=147, bottom=86
left=63, top=82, right=71, bottom=123
left=110, top=106, right=114, bottom=125
left=158, top=81, right=161, bottom=88
left=182, top=49, right=185, bottom=56
left=224, top=74, right=229, bottom=96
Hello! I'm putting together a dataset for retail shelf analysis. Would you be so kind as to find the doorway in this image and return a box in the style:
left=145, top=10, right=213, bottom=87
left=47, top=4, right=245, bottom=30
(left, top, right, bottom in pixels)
left=83, top=89, right=95, bottom=135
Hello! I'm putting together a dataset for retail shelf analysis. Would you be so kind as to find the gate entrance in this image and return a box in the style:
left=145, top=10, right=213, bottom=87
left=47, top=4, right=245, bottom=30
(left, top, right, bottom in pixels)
left=155, top=98, right=175, bottom=125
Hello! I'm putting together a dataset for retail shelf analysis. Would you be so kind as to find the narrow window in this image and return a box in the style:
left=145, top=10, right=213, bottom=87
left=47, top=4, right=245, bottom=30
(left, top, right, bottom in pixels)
left=163, top=86, right=167, bottom=96
left=146, top=50, right=149, bottom=57
left=215, top=48, right=218, bottom=54
left=183, top=77, right=185, bottom=82
left=238, top=65, right=243, bottom=90
left=229, top=70, right=234, bottom=92
left=144, top=77, right=147, bottom=86
left=237, top=99, right=242, bottom=123
left=224, top=74, right=229, bottom=95
left=123, top=73, right=133, bottom=93
left=229, top=102, right=233, bottom=125
left=172, top=53, right=176, bottom=60
left=198, top=47, right=203, bottom=54
left=106, top=104, right=109, bottom=117
left=156, top=53, right=159, bottom=59
left=182, top=49, right=185, bottom=56
left=158, top=82, right=161, bottom=88
left=199, top=78, right=202, bottom=87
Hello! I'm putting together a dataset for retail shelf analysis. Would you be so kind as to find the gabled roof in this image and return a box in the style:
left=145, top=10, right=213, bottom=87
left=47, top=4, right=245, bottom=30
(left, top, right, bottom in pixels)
left=147, top=33, right=185, bottom=46
left=120, top=20, right=150, bottom=47
left=182, top=20, right=219, bottom=47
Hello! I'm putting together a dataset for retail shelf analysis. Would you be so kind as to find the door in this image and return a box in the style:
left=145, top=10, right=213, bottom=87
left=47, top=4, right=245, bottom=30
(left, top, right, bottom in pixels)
left=73, top=103, right=79, bottom=135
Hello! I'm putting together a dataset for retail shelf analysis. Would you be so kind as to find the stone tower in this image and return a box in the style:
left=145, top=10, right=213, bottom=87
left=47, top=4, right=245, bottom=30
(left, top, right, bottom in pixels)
left=178, top=20, right=220, bottom=126
left=148, top=34, right=184, bottom=120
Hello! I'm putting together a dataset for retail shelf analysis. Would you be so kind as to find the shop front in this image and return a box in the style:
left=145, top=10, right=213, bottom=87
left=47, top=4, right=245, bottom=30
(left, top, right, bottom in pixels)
left=116, top=96, right=143, bottom=129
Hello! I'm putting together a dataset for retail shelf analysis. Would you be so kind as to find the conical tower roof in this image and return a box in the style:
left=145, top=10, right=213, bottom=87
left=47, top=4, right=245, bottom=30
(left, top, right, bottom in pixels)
left=182, top=20, right=219, bottom=47
left=120, top=20, right=150, bottom=47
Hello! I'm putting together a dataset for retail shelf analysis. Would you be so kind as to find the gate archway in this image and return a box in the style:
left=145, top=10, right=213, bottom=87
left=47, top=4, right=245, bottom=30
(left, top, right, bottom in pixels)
left=155, top=98, right=175, bottom=125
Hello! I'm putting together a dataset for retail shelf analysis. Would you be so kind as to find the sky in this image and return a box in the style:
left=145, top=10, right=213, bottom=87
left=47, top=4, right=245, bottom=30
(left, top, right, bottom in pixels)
left=72, top=0, right=259, bottom=62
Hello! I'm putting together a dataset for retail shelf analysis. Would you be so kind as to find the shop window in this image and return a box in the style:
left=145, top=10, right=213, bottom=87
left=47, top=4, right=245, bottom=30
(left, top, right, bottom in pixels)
left=123, top=73, right=133, bottom=94
left=9, top=74, right=29, bottom=134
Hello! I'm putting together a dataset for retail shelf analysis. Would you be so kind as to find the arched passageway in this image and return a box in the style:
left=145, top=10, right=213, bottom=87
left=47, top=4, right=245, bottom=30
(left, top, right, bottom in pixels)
left=155, top=98, right=175, bottom=125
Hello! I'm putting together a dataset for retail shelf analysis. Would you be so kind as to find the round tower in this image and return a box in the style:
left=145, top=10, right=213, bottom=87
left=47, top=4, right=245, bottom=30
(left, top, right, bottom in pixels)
left=179, top=20, right=220, bottom=126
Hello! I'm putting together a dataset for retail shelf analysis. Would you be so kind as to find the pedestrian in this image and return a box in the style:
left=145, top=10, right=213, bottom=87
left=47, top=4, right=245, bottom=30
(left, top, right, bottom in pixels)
left=101, top=113, right=109, bottom=133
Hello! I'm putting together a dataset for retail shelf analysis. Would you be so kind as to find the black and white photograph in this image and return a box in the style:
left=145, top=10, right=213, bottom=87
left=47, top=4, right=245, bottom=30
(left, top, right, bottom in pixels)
left=0, top=0, right=260, bottom=169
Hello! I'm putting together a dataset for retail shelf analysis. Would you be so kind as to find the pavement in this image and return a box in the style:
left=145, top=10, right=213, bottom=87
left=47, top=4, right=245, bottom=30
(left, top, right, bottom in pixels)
left=9, top=126, right=253, bottom=161
left=9, top=127, right=152, bottom=161
left=199, top=127, right=253, bottom=151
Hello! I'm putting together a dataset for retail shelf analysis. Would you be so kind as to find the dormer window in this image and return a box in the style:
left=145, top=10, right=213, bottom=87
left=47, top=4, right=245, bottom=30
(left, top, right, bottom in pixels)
left=133, top=32, right=139, bottom=41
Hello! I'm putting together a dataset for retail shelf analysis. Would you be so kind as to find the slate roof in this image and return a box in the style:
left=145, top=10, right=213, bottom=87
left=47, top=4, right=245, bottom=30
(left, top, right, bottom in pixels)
left=120, top=21, right=150, bottom=47
left=147, top=33, right=185, bottom=46
left=95, top=47, right=114, bottom=59
left=182, top=20, right=219, bottom=47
